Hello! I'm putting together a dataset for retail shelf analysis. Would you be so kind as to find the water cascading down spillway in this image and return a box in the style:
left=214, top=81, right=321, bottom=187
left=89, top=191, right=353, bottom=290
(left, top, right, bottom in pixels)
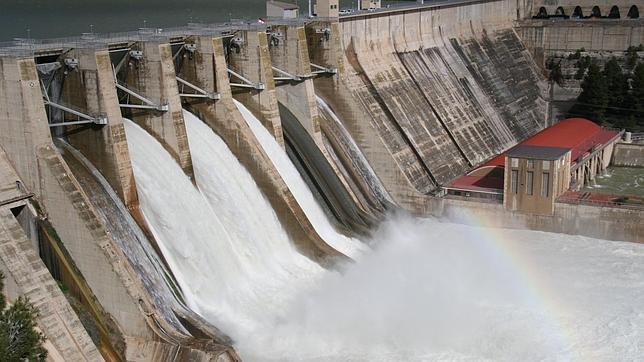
left=123, top=110, right=345, bottom=337
left=124, top=110, right=644, bottom=361
left=233, top=100, right=367, bottom=258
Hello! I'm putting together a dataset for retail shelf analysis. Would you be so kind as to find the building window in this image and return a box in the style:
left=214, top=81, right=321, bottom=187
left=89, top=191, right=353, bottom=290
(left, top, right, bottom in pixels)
left=526, top=171, right=534, bottom=195
left=511, top=170, right=518, bottom=194
left=527, top=160, right=534, bottom=169
left=541, top=172, right=550, bottom=197
left=511, top=158, right=518, bottom=168
left=543, top=160, right=550, bottom=171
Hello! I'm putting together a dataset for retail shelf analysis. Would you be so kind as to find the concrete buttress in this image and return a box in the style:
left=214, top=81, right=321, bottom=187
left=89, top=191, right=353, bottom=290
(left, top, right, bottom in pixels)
left=124, top=41, right=195, bottom=180
left=228, top=30, right=284, bottom=147
left=178, top=35, right=348, bottom=265
left=61, top=48, right=140, bottom=212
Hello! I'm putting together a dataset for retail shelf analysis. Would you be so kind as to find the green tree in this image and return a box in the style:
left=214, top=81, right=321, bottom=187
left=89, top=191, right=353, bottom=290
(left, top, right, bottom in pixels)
left=575, top=55, right=592, bottom=80
left=625, top=45, right=643, bottom=69
left=547, top=59, right=564, bottom=86
left=0, top=272, right=47, bottom=362
left=570, top=63, right=608, bottom=123
left=625, top=62, right=644, bottom=129
left=602, top=57, right=628, bottom=120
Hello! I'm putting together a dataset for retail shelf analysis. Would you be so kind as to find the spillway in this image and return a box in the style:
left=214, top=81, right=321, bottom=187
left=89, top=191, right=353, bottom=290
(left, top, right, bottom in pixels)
left=234, top=100, right=368, bottom=259
left=316, top=95, right=393, bottom=208
left=123, top=117, right=323, bottom=336
left=121, top=105, right=642, bottom=362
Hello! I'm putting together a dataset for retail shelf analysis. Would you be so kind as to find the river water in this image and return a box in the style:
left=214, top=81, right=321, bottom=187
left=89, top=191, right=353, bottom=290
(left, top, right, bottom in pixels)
left=0, top=0, right=408, bottom=40
left=584, top=166, right=644, bottom=197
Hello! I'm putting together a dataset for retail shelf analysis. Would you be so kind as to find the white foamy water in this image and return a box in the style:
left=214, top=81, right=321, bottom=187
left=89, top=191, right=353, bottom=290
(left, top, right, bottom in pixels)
left=234, top=99, right=367, bottom=258
left=237, top=215, right=644, bottom=361
left=123, top=117, right=322, bottom=334
left=124, top=116, right=644, bottom=362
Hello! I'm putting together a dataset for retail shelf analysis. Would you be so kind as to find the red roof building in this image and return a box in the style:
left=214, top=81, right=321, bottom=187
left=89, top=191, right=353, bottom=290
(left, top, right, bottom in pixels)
left=447, top=118, right=622, bottom=196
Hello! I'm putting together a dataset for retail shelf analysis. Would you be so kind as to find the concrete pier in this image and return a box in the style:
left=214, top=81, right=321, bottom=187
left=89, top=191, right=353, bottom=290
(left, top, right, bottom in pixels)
left=227, top=30, right=284, bottom=147
left=178, top=35, right=348, bottom=264
left=60, top=48, right=139, bottom=211
left=0, top=146, right=102, bottom=361
left=123, top=41, right=195, bottom=180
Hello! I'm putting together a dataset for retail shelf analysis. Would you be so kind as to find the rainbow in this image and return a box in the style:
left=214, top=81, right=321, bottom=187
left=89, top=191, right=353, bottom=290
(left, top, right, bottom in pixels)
left=447, top=210, right=592, bottom=361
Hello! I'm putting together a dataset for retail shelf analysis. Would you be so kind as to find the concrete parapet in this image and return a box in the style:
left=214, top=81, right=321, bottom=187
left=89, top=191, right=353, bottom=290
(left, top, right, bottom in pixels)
left=60, top=48, right=140, bottom=211
left=227, top=30, right=284, bottom=147
left=613, top=142, right=644, bottom=167
left=123, top=41, right=194, bottom=180
left=179, top=35, right=348, bottom=265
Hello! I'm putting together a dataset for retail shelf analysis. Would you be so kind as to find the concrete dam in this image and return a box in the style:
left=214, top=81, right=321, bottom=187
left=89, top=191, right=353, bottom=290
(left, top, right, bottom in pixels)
left=0, top=0, right=643, bottom=360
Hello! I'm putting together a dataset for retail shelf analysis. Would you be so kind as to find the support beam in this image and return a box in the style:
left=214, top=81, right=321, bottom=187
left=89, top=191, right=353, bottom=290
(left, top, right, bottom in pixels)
left=115, top=82, right=169, bottom=111
left=310, top=62, right=337, bottom=75
left=43, top=99, right=108, bottom=125
left=272, top=65, right=301, bottom=82
left=176, top=76, right=220, bottom=100
left=227, top=68, right=265, bottom=90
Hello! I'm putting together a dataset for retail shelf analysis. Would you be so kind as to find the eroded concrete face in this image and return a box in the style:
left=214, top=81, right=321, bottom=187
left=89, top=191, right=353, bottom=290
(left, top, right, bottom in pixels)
left=337, top=0, right=548, bottom=196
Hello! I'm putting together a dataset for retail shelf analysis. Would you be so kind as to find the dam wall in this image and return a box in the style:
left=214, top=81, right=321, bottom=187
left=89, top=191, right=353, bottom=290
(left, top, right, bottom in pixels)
left=439, top=196, right=644, bottom=243
left=176, top=35, right=347, bottom=264
left=0, top=54, right=237, bottom=360
left=315, top=0, right=548, bottom=211
left=310, top=21, right=438, bottom=211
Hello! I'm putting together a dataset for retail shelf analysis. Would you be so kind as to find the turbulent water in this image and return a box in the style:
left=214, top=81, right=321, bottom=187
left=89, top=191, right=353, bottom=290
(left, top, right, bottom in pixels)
left=125, top=114, right=644, bottom=361
left=234, top=99, right=367, bottom=258
left=123, top=117, right=323, bottom=334
left=584, top=166, right=644, bottom=197
left=238, top=216, right=644, bottom=361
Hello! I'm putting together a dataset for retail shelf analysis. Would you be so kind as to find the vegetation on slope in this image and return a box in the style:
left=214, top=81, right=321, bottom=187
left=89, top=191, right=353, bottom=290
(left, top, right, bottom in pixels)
left=565, top=46, right=644, bottom=131
left=0, top=272, right=47, bottom=361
